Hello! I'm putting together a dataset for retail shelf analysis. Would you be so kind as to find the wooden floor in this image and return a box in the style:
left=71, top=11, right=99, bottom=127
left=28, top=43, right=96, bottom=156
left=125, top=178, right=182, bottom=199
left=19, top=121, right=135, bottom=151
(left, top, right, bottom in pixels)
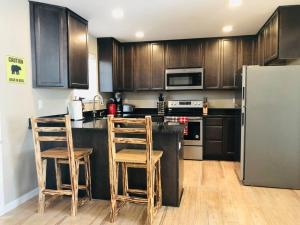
left=1, top=161, right=300, bottom=225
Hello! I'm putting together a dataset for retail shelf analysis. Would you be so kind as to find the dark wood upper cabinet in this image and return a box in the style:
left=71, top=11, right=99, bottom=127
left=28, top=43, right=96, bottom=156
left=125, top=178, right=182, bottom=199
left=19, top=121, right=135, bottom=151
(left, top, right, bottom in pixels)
left=134, top=43, right=151, bottom=90
left=30, top=2, right=68, bottom=88
left=121, top=44, right=134, bottom=91
left=257, top=31, right=265, bottom=65
left=204, top=37, right=256, bottom=90
left=258, top=6, right=300, bottom=65
left=185, top=40, right=203, bottom=67
left=30, top=1, right=88, bottom=89
left=237, top=36, right=257, bottom=70
left=220, top=38, right=238, bottom=89
left=151, top=43, right=165, bottom=90
left=204, top=39, right=221, bottom=89
left=165, top=40, right=203, bottom=68
left=165, top=41, right=185, bottom=68
left=113, top=40, right=123, bottom=91
left=98, top=38, right=122, bottom=92
left=68, top=11, right=88, bottom=89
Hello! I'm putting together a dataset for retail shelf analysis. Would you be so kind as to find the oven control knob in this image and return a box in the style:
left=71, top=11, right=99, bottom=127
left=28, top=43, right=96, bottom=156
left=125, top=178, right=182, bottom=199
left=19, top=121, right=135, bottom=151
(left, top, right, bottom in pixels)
left=195, top=135, right=199, bottom=138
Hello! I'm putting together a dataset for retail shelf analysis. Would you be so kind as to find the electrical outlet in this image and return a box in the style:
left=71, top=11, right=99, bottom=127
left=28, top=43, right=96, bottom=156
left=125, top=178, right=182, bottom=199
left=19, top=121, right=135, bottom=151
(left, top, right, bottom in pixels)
left=38, top=100, right=43, bottom=110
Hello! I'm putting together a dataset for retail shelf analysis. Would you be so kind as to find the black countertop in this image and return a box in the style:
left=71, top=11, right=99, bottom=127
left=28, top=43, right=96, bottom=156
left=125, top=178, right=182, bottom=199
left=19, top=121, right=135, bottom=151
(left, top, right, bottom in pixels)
left=203, top=108, right=241, bottom=118
left=72, top=118, right=184, bottom=134
left=107, top=107, right=241, bottom=118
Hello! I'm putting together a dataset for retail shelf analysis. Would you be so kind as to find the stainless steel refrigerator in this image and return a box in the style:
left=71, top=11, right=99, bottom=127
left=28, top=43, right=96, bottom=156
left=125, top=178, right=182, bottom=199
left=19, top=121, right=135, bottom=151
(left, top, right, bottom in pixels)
left=239, top=65, right=300, bottom=189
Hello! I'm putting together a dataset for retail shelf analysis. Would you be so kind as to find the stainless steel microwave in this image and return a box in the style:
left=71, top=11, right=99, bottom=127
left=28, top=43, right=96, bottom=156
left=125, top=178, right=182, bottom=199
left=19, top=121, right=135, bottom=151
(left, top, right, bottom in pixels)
left=165, top=68, right=204, bottom=90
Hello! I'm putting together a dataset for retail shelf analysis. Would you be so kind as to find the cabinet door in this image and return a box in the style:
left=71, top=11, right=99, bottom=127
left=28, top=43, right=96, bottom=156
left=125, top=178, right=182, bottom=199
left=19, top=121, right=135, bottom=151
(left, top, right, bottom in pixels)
left=30, top=3, right=68, bottom=87
left=221, top=39, right=238, bottom=89
left=185, top=40, right=203, bottom=67
left=204, top=39, right=221, bottom=89
left=165, top=41, right=185, bottom=68
left=151, top=43, right=165, bottom=90
left=222, top=117, right=240, bottom=161
left=205, top=141, right=223, bottom=158
left=134, top=43, right=151, bottom=90
left=222, top=117, right=236, bottom=160
left=263, top=24, right=271, bottom=63
left=269, top=11, right=279, bottom=61
left=113, top=41, right=123, bottom=91
left=68, top=11, right=88, bottom=89
left=204, top=118, right=224, bottom=159
left=122, top=44, right=134, bottom=91
left=237, top=37, right=257, bottom=71
left=257, top=30, right=265, bottom=65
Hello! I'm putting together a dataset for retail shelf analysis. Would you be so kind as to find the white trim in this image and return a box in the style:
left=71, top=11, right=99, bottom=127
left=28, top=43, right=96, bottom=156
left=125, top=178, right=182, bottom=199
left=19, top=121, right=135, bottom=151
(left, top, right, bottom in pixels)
left=0, top=142, right=4, bottom=215
left=0, top=188, right=38, bottom=216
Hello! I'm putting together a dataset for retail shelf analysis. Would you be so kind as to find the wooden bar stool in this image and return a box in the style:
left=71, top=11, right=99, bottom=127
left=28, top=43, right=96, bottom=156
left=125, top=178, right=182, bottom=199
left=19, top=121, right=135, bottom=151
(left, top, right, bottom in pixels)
left=31, top=115, right=92, bottom=216
left=107, top=115, right=163, bottom=225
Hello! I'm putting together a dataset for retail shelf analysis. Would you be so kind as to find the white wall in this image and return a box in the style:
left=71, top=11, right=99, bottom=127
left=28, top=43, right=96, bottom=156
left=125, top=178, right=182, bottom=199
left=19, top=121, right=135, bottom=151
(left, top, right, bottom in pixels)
left=0, top=0, right=103, bottom=215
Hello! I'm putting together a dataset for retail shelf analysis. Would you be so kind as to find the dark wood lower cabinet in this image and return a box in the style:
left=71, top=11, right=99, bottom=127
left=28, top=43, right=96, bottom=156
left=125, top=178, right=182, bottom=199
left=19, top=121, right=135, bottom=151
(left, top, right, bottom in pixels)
left=204, top=116, right=240, bottom=161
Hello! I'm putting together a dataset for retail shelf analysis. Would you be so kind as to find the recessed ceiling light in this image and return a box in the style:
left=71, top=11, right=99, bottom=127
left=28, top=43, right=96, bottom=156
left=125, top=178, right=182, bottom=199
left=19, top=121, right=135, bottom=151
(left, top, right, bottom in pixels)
left=135, top=31, right=144, bottom=38
left=223, top=25, right=233, bottom=33
left=112, top=8, right=124, bottom=19
left=229, top=0, right=242, bottom=7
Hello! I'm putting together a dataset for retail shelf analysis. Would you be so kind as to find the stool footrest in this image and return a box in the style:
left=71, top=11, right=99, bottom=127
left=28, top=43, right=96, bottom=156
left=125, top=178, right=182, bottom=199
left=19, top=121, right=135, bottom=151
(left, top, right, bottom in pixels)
left=57, top=159, right=85, bottom=164
left=116, top=195, right=148, bottom=204
left=61, top=184, right=87, bottom=190
left=43, top=189, right=72, bottom=196
left=127, top=188, right=147, bottom=195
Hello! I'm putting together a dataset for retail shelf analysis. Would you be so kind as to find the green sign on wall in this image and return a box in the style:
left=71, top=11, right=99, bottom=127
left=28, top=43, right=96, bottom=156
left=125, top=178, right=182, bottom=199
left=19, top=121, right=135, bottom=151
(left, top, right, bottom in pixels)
left=6, top=55, right=26, bottom=84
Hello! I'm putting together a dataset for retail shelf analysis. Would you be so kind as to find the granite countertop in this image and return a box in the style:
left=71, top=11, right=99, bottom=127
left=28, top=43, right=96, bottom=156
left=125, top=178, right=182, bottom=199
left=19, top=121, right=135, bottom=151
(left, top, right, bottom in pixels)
left=71, top=118, right=184, bottom=134
left=119, top=107, right=241, bottom=118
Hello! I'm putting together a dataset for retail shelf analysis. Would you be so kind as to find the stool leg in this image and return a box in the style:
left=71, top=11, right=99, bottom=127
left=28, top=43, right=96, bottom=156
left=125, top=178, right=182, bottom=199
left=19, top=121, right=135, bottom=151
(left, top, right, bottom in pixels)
left=110, top=161, right=119, bottom=222
left=38, top=159, right=47, bottom=214
left=84, top=156, right=92, bottom=200
left=54, top=159, right=62, bottom=191
left=157, top=160, right=162, bottom=209
left=71, top=160, right=79, bottom=216
left=122, top=163, right=128, bottom=196
left=147, top=164, right=155, bottom=225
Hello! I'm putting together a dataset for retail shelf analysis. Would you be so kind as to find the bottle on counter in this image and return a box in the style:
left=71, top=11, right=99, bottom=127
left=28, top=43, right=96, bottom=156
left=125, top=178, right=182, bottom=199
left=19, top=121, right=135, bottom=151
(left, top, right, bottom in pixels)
left=157, top=93, right=166, bottom=115
left=203, top=97, right=208, bottom=116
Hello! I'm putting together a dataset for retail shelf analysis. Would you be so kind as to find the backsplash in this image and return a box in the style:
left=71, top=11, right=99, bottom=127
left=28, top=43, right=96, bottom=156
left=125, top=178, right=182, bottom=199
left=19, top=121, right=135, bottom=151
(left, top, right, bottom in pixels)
left=122, top=91, right=236, bottom=108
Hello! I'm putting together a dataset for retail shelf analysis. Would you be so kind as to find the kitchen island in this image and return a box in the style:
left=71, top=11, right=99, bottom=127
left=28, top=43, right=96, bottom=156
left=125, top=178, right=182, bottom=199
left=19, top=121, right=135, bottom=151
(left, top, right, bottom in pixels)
left=44, top=118, right=184, bottom=207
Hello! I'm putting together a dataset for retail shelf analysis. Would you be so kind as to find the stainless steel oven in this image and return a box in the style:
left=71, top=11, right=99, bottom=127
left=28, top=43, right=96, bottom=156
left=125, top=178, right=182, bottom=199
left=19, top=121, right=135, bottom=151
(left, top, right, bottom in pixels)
left=165, top=100, right=203, bottom=160
left=165, top=68, right=204, bottom=90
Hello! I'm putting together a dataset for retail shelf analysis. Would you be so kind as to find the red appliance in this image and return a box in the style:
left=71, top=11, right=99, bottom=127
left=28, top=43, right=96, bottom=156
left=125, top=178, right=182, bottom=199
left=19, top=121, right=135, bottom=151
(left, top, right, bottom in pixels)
left=107, top=103, right=117, bottom=115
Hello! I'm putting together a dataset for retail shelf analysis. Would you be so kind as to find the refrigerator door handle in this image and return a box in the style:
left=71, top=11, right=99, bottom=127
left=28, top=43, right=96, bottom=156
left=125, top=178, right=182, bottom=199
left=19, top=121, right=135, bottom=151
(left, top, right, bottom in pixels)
left=241, top=112, right=245, bottom=126
left=242, top=87, right=245, bottom=100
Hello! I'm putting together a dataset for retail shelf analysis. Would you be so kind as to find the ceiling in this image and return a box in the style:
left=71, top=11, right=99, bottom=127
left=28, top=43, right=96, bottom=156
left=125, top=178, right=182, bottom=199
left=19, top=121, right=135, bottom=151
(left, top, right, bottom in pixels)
left=36, top=0, right=300, bottom=42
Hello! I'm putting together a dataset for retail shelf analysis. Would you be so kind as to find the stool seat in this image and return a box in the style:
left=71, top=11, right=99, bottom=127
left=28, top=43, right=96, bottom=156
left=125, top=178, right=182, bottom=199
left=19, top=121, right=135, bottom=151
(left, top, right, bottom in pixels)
left=41, top=147, right=92, bottom=159
left=116, top=149, right=163, bottom=164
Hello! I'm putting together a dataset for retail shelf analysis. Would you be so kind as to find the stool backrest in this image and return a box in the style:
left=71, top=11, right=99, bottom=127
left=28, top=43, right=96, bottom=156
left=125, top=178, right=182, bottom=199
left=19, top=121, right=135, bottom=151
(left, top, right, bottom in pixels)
left=107, top=115, right=153, bottom=165
left=31, top=115, right=76, bottom=176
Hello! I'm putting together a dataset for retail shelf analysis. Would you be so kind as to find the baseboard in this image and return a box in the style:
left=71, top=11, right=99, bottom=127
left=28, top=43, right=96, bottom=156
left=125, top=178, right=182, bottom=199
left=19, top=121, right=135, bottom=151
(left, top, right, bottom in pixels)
left=0, top=188, right=38, bottom=216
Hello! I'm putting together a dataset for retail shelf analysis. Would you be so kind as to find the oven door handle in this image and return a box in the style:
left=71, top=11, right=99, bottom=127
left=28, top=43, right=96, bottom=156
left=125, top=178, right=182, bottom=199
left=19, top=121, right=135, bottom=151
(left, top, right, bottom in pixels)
left=199, top=119, right=203, bottom=146
left=186, top=117, right=202, bottom=121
